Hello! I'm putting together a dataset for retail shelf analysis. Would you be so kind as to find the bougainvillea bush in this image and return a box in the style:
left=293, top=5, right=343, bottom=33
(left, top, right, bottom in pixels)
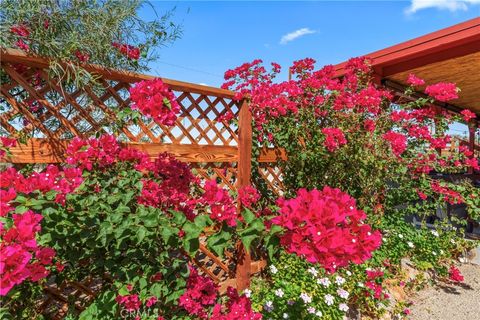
left=222, top=57, right=478, bottom=215
left=221, top=57, right=478, bottom=317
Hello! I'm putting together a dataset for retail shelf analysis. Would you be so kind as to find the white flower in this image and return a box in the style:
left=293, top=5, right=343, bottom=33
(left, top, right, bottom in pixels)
left=270, top=265, right=278, bottom=274
left=357, top=282, right=364, bottom=288
left=307, top=307, right=316, bottom=314
left=244, top=289, right=252, bottom=298
left=300, top=293, right=312, bottom=304
left=274, top=288, right=284, bottom=298
left=283, top=313, right=289, bottom=319
left=398, top=234, right=404, bottom=239
left=346, top=270, right=352, bottom=276
left=308, top=267, right=318, bottom=277
left=408, top=242, right=414, bottom=248
left=335, top=276, right=345, bottom=285
left=431, top=230, right=439, bottom=237
left=316, top=311, right=323, bottom=317
left=337, top=288, right=349, bottom=299
left=339, top=303, right=349, bottom=312
left=432, top=251, right=437, bottom=256
left=324, top=294, right=334, bottom=306
left=450, top=239, right=456, bottom=244
left=440, top=250, right=444, bottom=254
left=317, top=277, right=331, bottom=287
left=264, top=301, right=274, bottom=312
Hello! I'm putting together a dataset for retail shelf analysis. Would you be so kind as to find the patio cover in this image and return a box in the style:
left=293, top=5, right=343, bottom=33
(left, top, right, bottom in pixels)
left=334, top=17, right=480, bottom=117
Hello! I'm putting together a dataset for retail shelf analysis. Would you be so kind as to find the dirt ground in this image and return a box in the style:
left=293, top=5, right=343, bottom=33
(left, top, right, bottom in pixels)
left=409, top=263, right=480, bottom=320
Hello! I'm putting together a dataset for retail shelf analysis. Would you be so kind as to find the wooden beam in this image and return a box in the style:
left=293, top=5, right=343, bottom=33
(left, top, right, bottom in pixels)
left=257, top=147, right=287, bottom=162
left=0, top=139, right=239, bottom=163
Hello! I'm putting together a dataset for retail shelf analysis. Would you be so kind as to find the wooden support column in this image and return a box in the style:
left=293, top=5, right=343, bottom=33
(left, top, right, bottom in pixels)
left=235, top=99, right=253, bottom=291
left=468, top=122, right=476, bottom=174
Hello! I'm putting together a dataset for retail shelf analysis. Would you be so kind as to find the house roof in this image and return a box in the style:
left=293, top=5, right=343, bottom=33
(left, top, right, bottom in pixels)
left=334, top=17, right=480, bottom=113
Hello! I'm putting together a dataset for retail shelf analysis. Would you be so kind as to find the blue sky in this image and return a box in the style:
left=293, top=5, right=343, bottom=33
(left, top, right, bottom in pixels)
left=140, top=1, right=478, bottom=137
left=141, top=1, right=479, bottom=88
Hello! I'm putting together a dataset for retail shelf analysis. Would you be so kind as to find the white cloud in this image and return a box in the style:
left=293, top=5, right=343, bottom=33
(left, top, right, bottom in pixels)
left=405, top=0, right=480, bottom=14
left=280, top=28, right=316, bottom=45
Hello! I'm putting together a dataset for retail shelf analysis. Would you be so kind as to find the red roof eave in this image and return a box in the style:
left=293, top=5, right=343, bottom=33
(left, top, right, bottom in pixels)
left=334, top=17, right=480, bottom=78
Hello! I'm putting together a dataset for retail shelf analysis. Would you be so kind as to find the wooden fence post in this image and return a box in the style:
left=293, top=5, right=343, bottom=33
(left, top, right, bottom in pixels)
left=235, top=99, right=253, bottom=291
left=468, top=122, right=476, bottom=174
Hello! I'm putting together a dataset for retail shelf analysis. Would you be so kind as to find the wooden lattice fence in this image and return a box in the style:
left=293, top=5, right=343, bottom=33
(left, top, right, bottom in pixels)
left=0, top=48, right=285, bottom=318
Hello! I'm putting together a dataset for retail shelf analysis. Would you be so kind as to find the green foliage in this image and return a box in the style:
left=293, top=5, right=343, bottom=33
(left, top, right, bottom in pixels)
left=0, top=0, right=181, bottom=85
left=250, top=252, right=384, bottom=320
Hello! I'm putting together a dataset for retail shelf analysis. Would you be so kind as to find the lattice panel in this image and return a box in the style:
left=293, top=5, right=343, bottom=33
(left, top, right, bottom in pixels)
left=0, top=62, right=241, bottom=148
left=192, top=162, right=238, bottom=192
left=257, top=163, right=284, bottom=196
left=37, top=277, right=104, bottom=320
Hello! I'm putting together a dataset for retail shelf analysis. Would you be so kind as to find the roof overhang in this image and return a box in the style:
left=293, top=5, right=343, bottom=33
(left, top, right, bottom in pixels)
left=334, top=17, right=480, bottom=114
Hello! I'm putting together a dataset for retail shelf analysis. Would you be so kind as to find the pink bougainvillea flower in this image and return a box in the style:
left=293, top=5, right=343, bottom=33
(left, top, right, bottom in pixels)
left=178, top=266, right=218, bottom=319
left=448, top=265, right=464, bottom=282
left=74, top=50, right=90, bottom=63
left=116, top=294, right=142, bottom=311
left=145, top=296, right=158, bottom=307
left=129, top=78, right=180, bottom=126
left=210, top=287, right=262, bottom=320
left=425, top=83, right=458, bottom=102
left=15, top=39, right=29, bottom=52
left=383, top=131, right=407, bottom=156
left=200, top=180, right=238, bottom=226
left=460, top=109, right=476, bottom=122
left=217, top=111, right=234, bottom=123
left=112, top=42, right=141, bottom=60
left=406, top=74, right=425, bottom=86
left=417, top=190, right=428, bottom=200
left=430, top=180, right=463, bottom=204
left=363, top=119, right=376, bottom=132
left=238, top=185, right=260, bottom=209
left=271, top=187, right=382, bottom=272
left=10, top=25, right=30, bottom=37
left=321, top=127, right=347, bottom=152
left=0, top=137, right=17, bottom=148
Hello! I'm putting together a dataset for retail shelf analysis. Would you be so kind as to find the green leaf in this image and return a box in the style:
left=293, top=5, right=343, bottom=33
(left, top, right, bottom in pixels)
left=160, top=225, right=176, bottom=244
left=194, top=214, right=211, bottom=229
left=239, top=220, right=264, bottom=251
left=136, top=226, right=147, bottom=244
left=183, top=237, right=199, bottom=254
left=183, top=222, right=202, bottom=240
left=242, top=208, right=256, bottom=224
left=206, top=230, right=231, bottom=257
left=14, top=206, right=29, bottom=214
left=143, top=212, right=158, bottom=228
left=170, top=210, right=186, bottom=225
